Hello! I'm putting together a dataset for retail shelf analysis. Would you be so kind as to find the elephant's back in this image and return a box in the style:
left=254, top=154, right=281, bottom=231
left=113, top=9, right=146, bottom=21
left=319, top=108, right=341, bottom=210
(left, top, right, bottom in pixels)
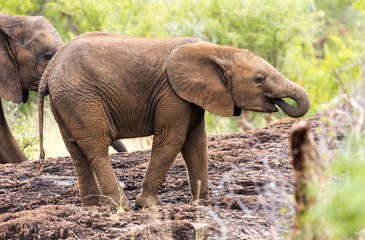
left=45, top=33, right=200, bottom=109
left=47, top=33, right=196, bottom=88
left=53, top=32, right=199, bottom=63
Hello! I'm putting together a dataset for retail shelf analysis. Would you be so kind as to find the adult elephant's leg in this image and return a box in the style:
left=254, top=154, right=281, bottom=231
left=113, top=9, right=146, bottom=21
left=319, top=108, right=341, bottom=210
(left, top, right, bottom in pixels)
left=181, top=112, right=210, bottom=200
left=0, top=99, right=27, bottom=164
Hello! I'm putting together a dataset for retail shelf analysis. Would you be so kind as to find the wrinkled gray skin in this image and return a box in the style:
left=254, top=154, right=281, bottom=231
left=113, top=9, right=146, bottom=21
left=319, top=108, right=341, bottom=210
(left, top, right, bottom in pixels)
left=0, top=14, right=63, bottom=164
left=38, top=32, right=310, bottom=210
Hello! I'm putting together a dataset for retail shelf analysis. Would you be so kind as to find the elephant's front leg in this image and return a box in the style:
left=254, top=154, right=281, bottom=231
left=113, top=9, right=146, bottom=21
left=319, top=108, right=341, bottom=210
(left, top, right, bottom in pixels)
left=135, top=131, right=187, bottom=208
left=181, top=116, right=210, bottom=200
left=135, top=102, right=191, bottom=208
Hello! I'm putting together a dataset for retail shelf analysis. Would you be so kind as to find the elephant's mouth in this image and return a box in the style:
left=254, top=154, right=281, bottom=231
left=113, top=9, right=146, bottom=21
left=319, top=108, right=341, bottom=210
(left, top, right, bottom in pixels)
left=265, top=97, right=280, bottom=112
left=233, top=106, right=242, bottom=116
left=272, top=97, right=293, bottom=111
left=234, top=96, right=298, bottom=116
left=233, top=97, right=278, bottom=116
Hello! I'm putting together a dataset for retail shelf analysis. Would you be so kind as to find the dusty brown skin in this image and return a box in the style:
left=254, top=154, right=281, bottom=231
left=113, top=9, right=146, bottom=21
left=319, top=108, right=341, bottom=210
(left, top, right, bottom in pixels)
left=38, top=32, right=310, bottom=209
left=0, top=13, right=63, bottom=164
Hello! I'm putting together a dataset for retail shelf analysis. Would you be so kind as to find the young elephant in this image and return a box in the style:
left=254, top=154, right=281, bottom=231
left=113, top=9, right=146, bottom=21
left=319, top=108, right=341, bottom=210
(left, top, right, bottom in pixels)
left=0, top=13, right=63, bottom=164
left=38, top=32, right=310, bottom=209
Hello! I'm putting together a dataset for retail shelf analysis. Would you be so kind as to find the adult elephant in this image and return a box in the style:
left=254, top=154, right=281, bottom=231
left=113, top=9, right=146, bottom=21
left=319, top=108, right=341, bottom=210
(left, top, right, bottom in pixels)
left=0, top=13, right=63, bottom=164
left=0, top=14, right=127, bottom=165
left=38, top=33, right=310, bottom=210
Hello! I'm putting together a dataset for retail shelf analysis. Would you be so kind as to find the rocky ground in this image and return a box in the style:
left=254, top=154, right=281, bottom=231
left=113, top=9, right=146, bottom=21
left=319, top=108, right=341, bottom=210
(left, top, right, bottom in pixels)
left=0, top=115, right=343, bottom=240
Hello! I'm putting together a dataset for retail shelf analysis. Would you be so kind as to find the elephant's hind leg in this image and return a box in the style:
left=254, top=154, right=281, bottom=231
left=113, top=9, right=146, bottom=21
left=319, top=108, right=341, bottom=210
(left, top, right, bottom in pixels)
left=63, top=140, right=101, bottom=206
left=89, top=151, right=132, bottom=210
left=55, top=97, right=132, bottom=210
left=73, top=132, right=132, bottom=210
left=54, top=107, right=102, bottom=206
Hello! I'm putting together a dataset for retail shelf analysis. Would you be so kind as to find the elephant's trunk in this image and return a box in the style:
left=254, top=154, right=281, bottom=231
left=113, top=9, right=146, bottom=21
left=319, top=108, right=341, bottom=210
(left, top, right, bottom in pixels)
left=273, top=78, right=310, bottom=118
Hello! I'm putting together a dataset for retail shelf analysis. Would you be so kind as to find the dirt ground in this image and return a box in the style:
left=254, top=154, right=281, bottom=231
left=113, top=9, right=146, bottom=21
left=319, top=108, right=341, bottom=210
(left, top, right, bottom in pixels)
left=0, top=115, right=343, bottom=240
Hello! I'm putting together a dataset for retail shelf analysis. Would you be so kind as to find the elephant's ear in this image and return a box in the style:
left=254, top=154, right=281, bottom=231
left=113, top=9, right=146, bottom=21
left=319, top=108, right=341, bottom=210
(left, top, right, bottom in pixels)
left=167, top=42, right=234, bottom=117
left=0, top=15, right=23, bottom=103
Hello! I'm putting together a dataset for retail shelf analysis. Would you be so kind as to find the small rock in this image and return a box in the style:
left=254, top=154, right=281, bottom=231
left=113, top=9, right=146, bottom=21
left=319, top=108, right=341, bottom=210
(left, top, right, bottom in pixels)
left=165, top=177, right=175, bottom=183
left=174, top=213, right=183, bottom=220
left=59, top=228, right=69, bottom=238
left=191, top=222, right=209, bottom=230
left=223, top=156, right=236, bottom=163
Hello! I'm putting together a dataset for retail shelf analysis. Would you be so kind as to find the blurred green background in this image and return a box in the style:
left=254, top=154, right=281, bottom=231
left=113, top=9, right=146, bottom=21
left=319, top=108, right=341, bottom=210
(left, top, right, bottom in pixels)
left=1, top=0, right=365, bottom=238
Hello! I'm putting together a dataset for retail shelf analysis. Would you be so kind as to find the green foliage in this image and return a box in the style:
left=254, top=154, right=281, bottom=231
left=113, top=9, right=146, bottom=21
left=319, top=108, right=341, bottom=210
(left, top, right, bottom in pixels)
left=302, top=34, right=365, bottom=237
left=3, top=101, right=39, bottom=160
left=0, top=0, right=42, bottom=15
left=165, top=0, right=323, bottom=69
left=45, top=0, right=150, bottom=40
left=283, top=34, right=363, bottom=116
left=315, top=0, right=365, bottom=34
left=311, top=131, right=365, bottom=239
left=353, top=0, right=365, bottom=10
left=205, top=112, right=241, bottom=135
left=2, top=0, right=325, bottom=68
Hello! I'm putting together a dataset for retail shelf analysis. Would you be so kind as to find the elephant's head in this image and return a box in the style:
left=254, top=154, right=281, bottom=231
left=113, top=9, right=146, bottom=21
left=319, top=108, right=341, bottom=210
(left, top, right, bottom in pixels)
left=167, top=42, right=310, bottom=118
left=0, top=13, right=63, bottom=103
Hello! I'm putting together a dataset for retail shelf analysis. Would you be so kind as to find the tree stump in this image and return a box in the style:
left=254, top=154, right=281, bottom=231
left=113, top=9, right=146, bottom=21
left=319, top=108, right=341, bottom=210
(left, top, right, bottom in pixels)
left=290, top=120, right=326, bottom=240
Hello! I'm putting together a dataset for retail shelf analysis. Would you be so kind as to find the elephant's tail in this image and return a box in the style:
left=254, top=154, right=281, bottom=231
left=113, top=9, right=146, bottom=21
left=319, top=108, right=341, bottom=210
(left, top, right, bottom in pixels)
left=37, top=77, right=48, bottom=173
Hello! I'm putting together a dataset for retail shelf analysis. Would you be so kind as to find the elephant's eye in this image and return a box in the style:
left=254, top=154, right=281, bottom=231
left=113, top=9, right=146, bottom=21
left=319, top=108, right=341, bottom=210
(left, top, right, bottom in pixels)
left=255, top=75, right=266, bottom=84
left=43, top=52, right=54, bottom=61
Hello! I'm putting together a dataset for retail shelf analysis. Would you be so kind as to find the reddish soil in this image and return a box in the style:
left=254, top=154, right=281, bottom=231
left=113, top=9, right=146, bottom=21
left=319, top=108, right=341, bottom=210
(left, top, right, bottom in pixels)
left=0, top=116, right=343, bottom=239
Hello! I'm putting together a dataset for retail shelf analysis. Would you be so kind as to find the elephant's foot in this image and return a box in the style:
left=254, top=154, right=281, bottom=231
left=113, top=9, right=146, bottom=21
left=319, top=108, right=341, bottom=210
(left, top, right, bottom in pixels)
left=119, top=197, right=133, bottom=211
left=192, top=191, right=210, bottom=200
left=135, top=192, right=161, bottom=208
left=99, top=194, right=132, bottom=211
left=81, top=195, right=101, bottom=207
left=190, top=192, right=211, bottom=206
